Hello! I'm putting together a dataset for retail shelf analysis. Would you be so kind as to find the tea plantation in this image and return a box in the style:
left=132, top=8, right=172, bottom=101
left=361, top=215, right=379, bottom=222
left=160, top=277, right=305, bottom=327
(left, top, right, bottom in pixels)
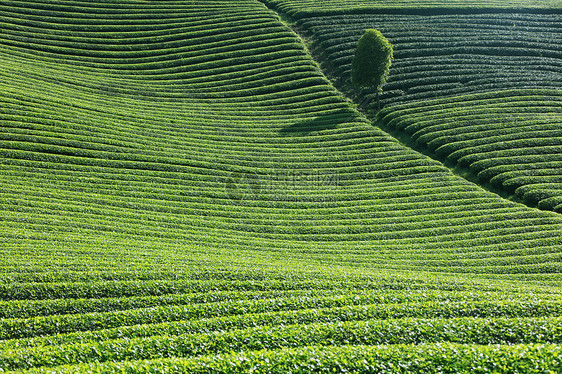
left=292, top=10, right=562, bottom=213
left=1, top=0, right=562, bottom=372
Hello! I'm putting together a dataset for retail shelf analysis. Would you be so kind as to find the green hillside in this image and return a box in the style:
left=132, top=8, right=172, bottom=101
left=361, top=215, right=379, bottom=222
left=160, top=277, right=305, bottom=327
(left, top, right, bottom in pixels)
left=1, top=0, right=562, bottom=372
left=294, top=11, right=562, bottom=213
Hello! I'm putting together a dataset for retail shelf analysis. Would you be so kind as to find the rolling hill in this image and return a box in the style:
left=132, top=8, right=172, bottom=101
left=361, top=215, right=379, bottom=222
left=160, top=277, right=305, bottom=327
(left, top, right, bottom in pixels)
left=292, top=10, right=562, bottom=213
left=1, top=0, right=562, bottom=372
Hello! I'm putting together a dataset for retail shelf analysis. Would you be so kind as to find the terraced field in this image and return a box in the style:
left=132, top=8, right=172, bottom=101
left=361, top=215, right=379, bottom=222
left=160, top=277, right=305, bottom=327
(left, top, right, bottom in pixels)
left=1, top=0, right=562, bottom=372
left=262, top=0, right=561, bottom=18
left=294, top=11, right=562, bottom=213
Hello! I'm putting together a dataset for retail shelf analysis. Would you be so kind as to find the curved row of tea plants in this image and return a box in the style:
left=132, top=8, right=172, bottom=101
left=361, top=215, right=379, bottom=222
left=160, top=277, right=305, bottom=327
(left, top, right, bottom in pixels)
left=261, top=0, right=561, bottom=18
left=19, top=344, right=562, bottom=374
left=1, top=0, right=562, bottom=372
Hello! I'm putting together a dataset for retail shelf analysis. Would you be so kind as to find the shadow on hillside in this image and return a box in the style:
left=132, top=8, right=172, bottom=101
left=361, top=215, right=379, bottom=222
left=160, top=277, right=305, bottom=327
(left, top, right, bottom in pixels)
left=279, top=113, right=356, bottom=136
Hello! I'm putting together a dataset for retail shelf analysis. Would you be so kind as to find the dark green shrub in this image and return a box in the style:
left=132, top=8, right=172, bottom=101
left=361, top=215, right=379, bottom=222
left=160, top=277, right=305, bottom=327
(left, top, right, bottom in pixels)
left=351, top=29, right=393, bottom=97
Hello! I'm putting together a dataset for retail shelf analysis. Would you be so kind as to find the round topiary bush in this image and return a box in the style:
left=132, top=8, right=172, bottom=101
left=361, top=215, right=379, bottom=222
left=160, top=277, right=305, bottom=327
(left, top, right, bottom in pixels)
left=351, top=29, right=394, bottom=97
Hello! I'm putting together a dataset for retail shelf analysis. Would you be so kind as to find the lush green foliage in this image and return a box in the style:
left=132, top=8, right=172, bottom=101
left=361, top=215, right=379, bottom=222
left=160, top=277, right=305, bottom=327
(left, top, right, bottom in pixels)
left=11, top=344, right=562, bottom=373
left=1, top=264, right=562, bottom=373
left=351, top=29, right=393, bottom=94
left=1, top=0, right=562, bottom=372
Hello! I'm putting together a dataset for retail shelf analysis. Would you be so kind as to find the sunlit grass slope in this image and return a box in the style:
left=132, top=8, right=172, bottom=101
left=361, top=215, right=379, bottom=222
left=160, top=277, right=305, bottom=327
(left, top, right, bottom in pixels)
left=1, top=0, right=562, bottom=372
left=294, top=11, right=562, bottom=213
left=2, top=0, right=562, bottom=272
